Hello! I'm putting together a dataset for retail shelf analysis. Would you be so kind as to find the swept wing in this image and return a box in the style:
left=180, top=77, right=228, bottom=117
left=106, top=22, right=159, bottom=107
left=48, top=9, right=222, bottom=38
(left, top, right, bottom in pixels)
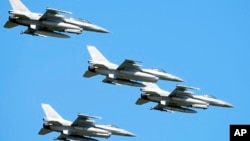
left=169, top=85, right=199, bottom=97
left=39, top=7, right=72, bottom=21
left=117, top=59, right=142, bottom=71
left=71, top=114, right=101, bottom=127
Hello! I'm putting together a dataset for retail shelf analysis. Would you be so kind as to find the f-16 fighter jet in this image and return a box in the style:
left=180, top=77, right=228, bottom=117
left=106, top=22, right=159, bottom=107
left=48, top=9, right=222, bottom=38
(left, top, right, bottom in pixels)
left=83, top=45, right=183, bottom=87
left=4, top=0, right=109, bottom=38
left=39, top=104, right=135, bottom=141
left=136, top=83, right=233, bottom=113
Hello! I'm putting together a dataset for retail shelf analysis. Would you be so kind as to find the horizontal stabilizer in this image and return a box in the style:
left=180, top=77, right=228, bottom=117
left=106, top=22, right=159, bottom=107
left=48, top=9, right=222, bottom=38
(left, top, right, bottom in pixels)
left=135, top=98, right=150, bottom=105
left=4, top=21, right=18, bottom=28
left=38, top=128, right=52, bottom=135
left=83, top=71, right=97, bottom=78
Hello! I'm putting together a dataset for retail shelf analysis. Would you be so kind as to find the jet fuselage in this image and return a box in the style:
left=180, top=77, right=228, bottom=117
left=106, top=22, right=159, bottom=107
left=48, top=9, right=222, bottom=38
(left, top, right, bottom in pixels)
left=93, top=68, right=158, bottom=83
left=141, top=93, right=209, bottom=109
left=142, top=68, right=184, bottom=82
left=44, top=124, right=111, bottom=138
left=95, top=125, right=135, bottom=137
left=193, top=95, right=233, bottom=107
left=9, top=15, right=82, bottom=33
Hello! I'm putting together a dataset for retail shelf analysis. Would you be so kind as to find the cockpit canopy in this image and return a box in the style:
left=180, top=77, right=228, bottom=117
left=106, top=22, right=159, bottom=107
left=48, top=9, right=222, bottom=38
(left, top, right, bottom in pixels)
left=151, top=68, right=166, bottom=73
left=203, top=94, right=217, bottom=99
left=105, top=124, right=119, bottom=128
left=72, top=17, right=91, bottom=23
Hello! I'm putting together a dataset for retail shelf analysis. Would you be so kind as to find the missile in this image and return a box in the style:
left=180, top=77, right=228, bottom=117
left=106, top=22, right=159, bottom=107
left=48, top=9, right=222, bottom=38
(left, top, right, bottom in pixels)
left=33, top=30, right=70, bottom=38
left=62, top=135, right=98, bottom=141
left=103, top=78, right=145, bottom=87
left=191, top=104, right=209, bottom=109
left=151, top=106, right=197, bottom=113
left=166, top=106, right=197, bottom=113
left=64, top=28, right=82, bottom=34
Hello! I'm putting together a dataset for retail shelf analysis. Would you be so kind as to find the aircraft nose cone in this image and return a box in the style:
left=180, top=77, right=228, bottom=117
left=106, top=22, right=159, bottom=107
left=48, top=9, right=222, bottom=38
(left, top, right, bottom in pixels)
left=173, top=76, right=184, bottom=82
left=92, top=25, right=109, bottom=33
left=168, top=75, right=184, bottom=82
left=125, top=131, right=136, bottom=137
left=161, top=74, right=184, bottom=82
left=98, top=27, right=109, bottom=33
left=223, top=102, right=234, bottom=108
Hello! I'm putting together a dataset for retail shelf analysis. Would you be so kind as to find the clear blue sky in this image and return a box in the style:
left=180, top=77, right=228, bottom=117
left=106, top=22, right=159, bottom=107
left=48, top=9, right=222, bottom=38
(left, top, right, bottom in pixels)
left=1, top=0, right=250, bottom=141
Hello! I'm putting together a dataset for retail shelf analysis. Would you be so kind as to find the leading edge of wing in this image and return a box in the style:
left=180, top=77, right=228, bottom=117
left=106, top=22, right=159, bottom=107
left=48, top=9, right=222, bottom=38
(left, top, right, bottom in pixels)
left=117, top=59, right=142, bottom=71
left=39, top=7, right=72, bottom=21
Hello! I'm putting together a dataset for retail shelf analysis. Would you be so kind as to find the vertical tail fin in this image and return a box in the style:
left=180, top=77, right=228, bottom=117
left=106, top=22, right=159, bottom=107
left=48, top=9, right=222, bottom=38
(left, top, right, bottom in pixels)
left=87, top=45, right=109, bottom=63
left=9, top=0, right=30, bottom=12
left=41, top=103, right=63, bottom=120
left=140, top=82, right=162, bottom=93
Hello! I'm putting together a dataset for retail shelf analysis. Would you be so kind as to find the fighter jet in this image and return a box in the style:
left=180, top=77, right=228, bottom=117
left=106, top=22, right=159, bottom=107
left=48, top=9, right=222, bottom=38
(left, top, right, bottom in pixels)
left=135, top=82, right=233, bottom=113
left=4, top=0, right=109, bottom=38
left=39, top=104, right=135, bottom=141
left=83, top=45, right=183, bottom=87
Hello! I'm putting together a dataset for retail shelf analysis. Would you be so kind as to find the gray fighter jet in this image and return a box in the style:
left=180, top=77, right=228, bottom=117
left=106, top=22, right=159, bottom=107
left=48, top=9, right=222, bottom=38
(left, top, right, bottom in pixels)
left=4, top=0, right=109, bottom=38
left=83, top=45, right=184, bottom=87
left=136, top=82, right=233, bottom=113
left=39, top=104, right=135, bottom=141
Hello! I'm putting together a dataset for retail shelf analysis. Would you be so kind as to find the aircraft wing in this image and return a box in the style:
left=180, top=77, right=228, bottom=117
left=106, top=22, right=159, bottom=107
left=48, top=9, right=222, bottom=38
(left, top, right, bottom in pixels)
left=71, top=114, right=101, bottom=127
left=117, top=59, right=142, bottom=71
left=175, top=85, right=200, bottom=91
left=168, top=85, right=196, bottom=97
left=39, top=7, right=72, bottom=21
